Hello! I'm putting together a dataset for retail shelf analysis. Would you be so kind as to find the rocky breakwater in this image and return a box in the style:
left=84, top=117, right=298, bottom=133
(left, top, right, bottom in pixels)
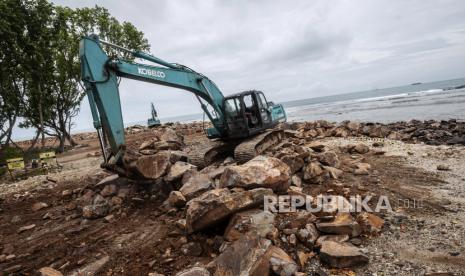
left=285, top=119, right=465, bottom=145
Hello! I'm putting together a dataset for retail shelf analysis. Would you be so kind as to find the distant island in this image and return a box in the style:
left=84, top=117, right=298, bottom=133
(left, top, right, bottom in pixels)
left=411, top=82, right=422, bottom=85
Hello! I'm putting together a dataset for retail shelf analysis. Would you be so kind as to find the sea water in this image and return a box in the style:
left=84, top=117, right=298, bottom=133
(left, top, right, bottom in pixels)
left=162, top=77, right=465, bottom=124
left=283, top=78, right=465, bottom=123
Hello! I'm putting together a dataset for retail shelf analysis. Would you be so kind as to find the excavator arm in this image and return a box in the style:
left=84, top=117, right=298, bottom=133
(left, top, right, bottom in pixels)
left=79, top=35, right=227, bottom=167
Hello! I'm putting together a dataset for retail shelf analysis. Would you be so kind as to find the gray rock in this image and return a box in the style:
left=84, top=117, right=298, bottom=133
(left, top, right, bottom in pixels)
left=168, top=191, right=186, bottom=208
left=224, top=209, right=276, bottom=241
left=280, top=154, right=305, bottom=174
left=208, top=235, right=272, bottom=276
left=186, top=188, right=274, bottom=233
left=180, top=173, right=214, bottom=200
left=317, top=151, right=340, bottom=168
left=82, top=203, right=109, bottom=219
left=297, top=223, right=319, bottom=247
left=181, top=242, right=203, bottom=257
left=291, top=175, right=302, bottom=187
left=303, top=162, right=326, bottom=183
left=165, top=162, right=197, bottom=182
left=219, top=156, right=290, bottom=192
left=316, top=235, right=350, bottom=247
left=319, top=241, right=368, bottom=268
left=269, top=246, right=298, bottom=276
left=135, top=151, right=171, bottom=179
left=316, top=213, right=361, bottom=237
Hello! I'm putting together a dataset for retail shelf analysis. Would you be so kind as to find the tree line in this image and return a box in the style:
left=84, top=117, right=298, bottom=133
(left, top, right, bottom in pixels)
left=0, top=0, right=150, bottom=153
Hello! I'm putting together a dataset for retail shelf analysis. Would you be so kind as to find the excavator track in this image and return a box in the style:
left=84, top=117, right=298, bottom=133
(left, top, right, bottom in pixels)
left=188, top=129, right=284, bottom=168
left=188, top=140, right=236, bottom=168
left=234, top=129, right=284, bottom=164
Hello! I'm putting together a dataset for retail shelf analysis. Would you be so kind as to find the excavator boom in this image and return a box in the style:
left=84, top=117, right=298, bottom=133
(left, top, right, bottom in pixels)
left=79, top=35, right=286, bottom=169
left=148, top=103, right=161, bottom=128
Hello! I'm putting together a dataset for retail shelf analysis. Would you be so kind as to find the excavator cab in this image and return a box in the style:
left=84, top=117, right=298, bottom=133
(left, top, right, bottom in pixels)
left=224, top=91, right=286, bottom=139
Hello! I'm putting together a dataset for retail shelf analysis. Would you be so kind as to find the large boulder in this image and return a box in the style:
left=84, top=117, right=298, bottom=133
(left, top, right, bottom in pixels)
left=368, top=125, right=390, bottom=138
left=332, top=127, right=349, bottom=138
left=186, top=188, right=273, bottom=233
left=208, top=234, right=272, bottom=276
left=303, top=162, right=327, bottom=183
left=165, top=161, right=197, bottom=182
left=201, top=165, right=226, bottom=180
left=296, top=223, right=319, bottom=248
left=160, top=128, right=183, bottom=144
left=317, top=151, right=340, bottom=168
left=280, top=155, right=305, bottom=174
left=219, top=156, right=290, bottom=192
left=153, top=140, right=183, bottom=151
left=354, top=143, right=370, bottom=154
left=306, top=141, right=325, bottom=152
left=353, top=163, right=371, bottom=175
left=135, top=151, right=171, bottom=179
left=323, top=166, right=343, bottom=180
left=139, top=139, right=155, bottom=151
left=345, top=143, right=370, bottom=154
left=224, top=209, right=276, bottom=241
left=169, top=151, right=189, bottom=163
left=268, top=246, right=299, bottom=276
left=316, top=213, right=361, bottom=237
left=168, top=191, right=187, bottom=208
left=356, top=212, right=384, bottom=234
left=180, top=173, right=214, bottom=200
left=315, top=234, right=349, bottom=247
left=319, top=241, right=368, bottom=268
left=346, top=121, right=360, bottom=132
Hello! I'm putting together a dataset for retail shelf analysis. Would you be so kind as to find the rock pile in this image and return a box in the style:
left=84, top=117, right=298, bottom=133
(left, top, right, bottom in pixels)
left=285, top=119, right=465, bottom=145
left=126, top=121, right=207, bottom=137
left=72, top=123, right=389, bottom=275
left=4, top=118, right=464, bottom=275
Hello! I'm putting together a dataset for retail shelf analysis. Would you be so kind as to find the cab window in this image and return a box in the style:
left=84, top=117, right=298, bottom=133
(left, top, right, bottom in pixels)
left=243, top=94, right=254, bottom=109
left=257, top=93, right=268, bottom=108
left=225, top=98, right=241, bottom=119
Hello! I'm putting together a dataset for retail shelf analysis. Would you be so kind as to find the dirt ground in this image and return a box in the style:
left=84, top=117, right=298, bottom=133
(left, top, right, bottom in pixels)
left=325, top=137, right=465, bottom=275
left=0, top=129, right=464, bottom=275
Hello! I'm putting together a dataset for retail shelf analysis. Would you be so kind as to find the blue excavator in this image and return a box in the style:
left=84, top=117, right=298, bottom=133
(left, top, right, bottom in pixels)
left=147, top=102, right=161, bottom=128
left=80, top=35, right=286, bottom=171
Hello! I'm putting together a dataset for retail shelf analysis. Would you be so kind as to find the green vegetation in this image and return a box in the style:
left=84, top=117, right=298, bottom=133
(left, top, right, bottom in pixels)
left=0, top=0, right=150, bottom=152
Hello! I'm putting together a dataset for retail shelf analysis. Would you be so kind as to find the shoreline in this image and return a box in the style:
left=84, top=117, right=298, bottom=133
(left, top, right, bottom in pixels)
left=8, top=118, right=465, bottom=148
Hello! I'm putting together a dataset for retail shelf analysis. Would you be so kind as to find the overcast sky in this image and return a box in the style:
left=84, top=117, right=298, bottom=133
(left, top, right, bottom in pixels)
left=49, top=0, right=465, bottom=132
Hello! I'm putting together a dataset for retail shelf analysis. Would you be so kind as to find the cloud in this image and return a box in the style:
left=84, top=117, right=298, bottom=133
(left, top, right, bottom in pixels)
left=50, top=0, right=465, bottom=131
